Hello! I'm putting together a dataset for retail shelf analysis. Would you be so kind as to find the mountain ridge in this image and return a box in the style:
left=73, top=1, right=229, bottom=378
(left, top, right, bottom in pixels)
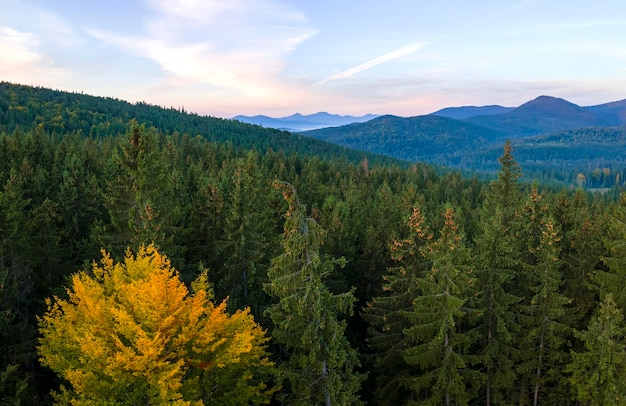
left=232, top=111, right=379, bottom=131
left=301, top=95, right=626, bottom=181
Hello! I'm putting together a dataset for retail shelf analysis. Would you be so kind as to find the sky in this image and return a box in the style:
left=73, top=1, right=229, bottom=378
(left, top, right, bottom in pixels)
left=2, top=0, right=626, bottom=118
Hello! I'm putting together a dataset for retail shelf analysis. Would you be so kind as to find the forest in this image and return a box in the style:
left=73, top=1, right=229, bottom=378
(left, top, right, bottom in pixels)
left=2, top=83, right=626, bottom=405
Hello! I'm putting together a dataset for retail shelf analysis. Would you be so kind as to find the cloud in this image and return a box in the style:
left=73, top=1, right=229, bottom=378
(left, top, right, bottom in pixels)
left=0, top=26, right=64, bottom=83
left=320, top=42, right=424, bottom=84
left=87, top=0, right=315, bottom=100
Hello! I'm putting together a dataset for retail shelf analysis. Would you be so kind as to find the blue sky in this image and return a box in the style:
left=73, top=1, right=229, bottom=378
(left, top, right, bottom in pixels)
left=2, top=0, right=626, bottom=118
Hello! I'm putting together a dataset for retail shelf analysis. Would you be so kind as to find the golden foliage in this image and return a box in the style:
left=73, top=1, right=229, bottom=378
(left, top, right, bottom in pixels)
left=38, top=244, right=274, bottom=405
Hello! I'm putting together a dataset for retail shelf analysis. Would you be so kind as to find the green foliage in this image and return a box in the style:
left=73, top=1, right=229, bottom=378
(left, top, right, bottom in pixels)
left=402, top=206, right=482, bottom=405
left=515, top=188, right=573, bottom=405
left=364, top=206, right=432, bottom=405
left=0, top=81, right=625, bottom=404
left=264, top=182, right=362, bottom=405
left=567, top=294, right=626, bottom=405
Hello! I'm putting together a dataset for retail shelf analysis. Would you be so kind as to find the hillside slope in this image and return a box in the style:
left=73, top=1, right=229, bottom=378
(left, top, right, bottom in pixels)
left=302, top=114, right=506, bottom=165
left=0, top=82, right=398, bottom=166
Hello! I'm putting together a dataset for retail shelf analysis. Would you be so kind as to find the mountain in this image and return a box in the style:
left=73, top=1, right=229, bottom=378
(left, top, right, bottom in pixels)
left=429, top=105, right=513, bottom=120
left=586, top=99, right=626, bottom=125
left=466, top=96, right=606, bottom=137
left=232, top=112, right=379, bottom=131
left=300, top=95, right=626, bottom=181
left=302, top=114, right=506, bottom=165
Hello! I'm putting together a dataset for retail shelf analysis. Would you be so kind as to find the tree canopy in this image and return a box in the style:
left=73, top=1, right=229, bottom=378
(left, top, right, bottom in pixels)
left=38, top=244, right=276, bottom=405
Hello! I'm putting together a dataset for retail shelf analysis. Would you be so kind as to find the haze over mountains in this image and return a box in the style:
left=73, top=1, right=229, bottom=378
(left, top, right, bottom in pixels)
left=232, top=112, right=379, bottom=131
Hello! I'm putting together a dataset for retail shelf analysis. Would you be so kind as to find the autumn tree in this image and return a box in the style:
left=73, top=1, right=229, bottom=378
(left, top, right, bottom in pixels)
left=264, top=181, right=362, bottom=405
left=38, top=244, right=275, bottom=405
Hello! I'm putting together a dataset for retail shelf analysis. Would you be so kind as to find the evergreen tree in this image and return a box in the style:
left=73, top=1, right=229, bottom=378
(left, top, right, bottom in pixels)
left=364, top=206, right=432, bottom=405
left=472, top=141, right=522, bottom=405
left=490, top=140, right=523, bottom=232
left=264, top=181, right=362, bottom=405
left=218, top=151, right=275, bottom=316
left=593, top=192, right=626, bottom=310
left=515, top=188, right=572, bottom=405
left=567, top=293, right=626, bottom=405
left=402, top=206, right=481, bottom=405
left=473, top=206, right=520, bottom=405
left=93, top=122, right=182, bottom=256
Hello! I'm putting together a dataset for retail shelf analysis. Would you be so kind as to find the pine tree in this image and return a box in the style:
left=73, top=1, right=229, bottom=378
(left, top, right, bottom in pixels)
left=402, top=206, right=481, bottom=405
left=264, top=181, right=362, bottom=405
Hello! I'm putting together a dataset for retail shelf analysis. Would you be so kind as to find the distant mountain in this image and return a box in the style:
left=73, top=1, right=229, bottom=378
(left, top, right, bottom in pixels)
left=300, top=95, right=626, bottom=180
left=302, top=114, right=506, bottom=165
left=586, top=99, right=626, bottom=125
left=466, top=96, right=606, bottom=137
left=232, top=112, right=379, bottom=131
left=429, top=105, right=513, bottom=120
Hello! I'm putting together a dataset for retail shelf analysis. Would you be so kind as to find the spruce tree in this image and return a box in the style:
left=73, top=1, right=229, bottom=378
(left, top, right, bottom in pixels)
left=567, top=293, right=626, bottom=405
left=218, top=151, right=274, bottom=315
left=515, top=188, right=572, bottom=405
left=593, top=192, right=626, bottom=310
left=402, top=206, right=480, bottom=405
left=264, top=181, right=362, bottom=405
left=364, top=206, right=432, bottom=405
left=472, top=141, right=522, bottom=405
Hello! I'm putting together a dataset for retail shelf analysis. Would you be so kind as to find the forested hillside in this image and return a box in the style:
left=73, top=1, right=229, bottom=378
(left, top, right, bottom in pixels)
left=2, top=83, right=626, bottom=405
left=0, top=82, right=397, bottom=167
left=304, top=96, right=626, bottom=186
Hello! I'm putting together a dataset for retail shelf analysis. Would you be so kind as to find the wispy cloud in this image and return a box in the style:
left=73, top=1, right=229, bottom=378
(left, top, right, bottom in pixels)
left=320, top=42, right=424, bottom=85
left=0, top=26, right=64, bottom=83
left=88, top=0, right=315, bottom=101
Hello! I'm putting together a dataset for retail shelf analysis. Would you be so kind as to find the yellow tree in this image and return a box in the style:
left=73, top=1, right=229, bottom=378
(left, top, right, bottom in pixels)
left=38, top=244, right=276, bottom=405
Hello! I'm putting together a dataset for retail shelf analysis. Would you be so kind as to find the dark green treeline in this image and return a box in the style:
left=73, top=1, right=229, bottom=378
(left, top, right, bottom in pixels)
left=1, top=84, right=625, bottom=405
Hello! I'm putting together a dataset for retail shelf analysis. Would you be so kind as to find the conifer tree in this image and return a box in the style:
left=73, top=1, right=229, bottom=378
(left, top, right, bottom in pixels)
left=515, top=188, right=572, bottom=405
left=94, top=122, right=182, bottom=256
left=402, top=206, right=480, bottom=405
left=472, top=141, right=522, bottom=405
left=218, top=151, right=274, bottom=315
left=593, top=192, right=626, bottom=310
left=364, top=206, right=432, bottom=405
left=264, top=181, right=362, bottom=405
left=567, top=293, right=626, bottom=405
left=493, top=140, right=522, bottom=223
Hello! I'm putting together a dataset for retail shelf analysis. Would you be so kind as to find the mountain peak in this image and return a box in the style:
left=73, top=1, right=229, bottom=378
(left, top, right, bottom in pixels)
left=519, top=95, right=578, bottom=109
